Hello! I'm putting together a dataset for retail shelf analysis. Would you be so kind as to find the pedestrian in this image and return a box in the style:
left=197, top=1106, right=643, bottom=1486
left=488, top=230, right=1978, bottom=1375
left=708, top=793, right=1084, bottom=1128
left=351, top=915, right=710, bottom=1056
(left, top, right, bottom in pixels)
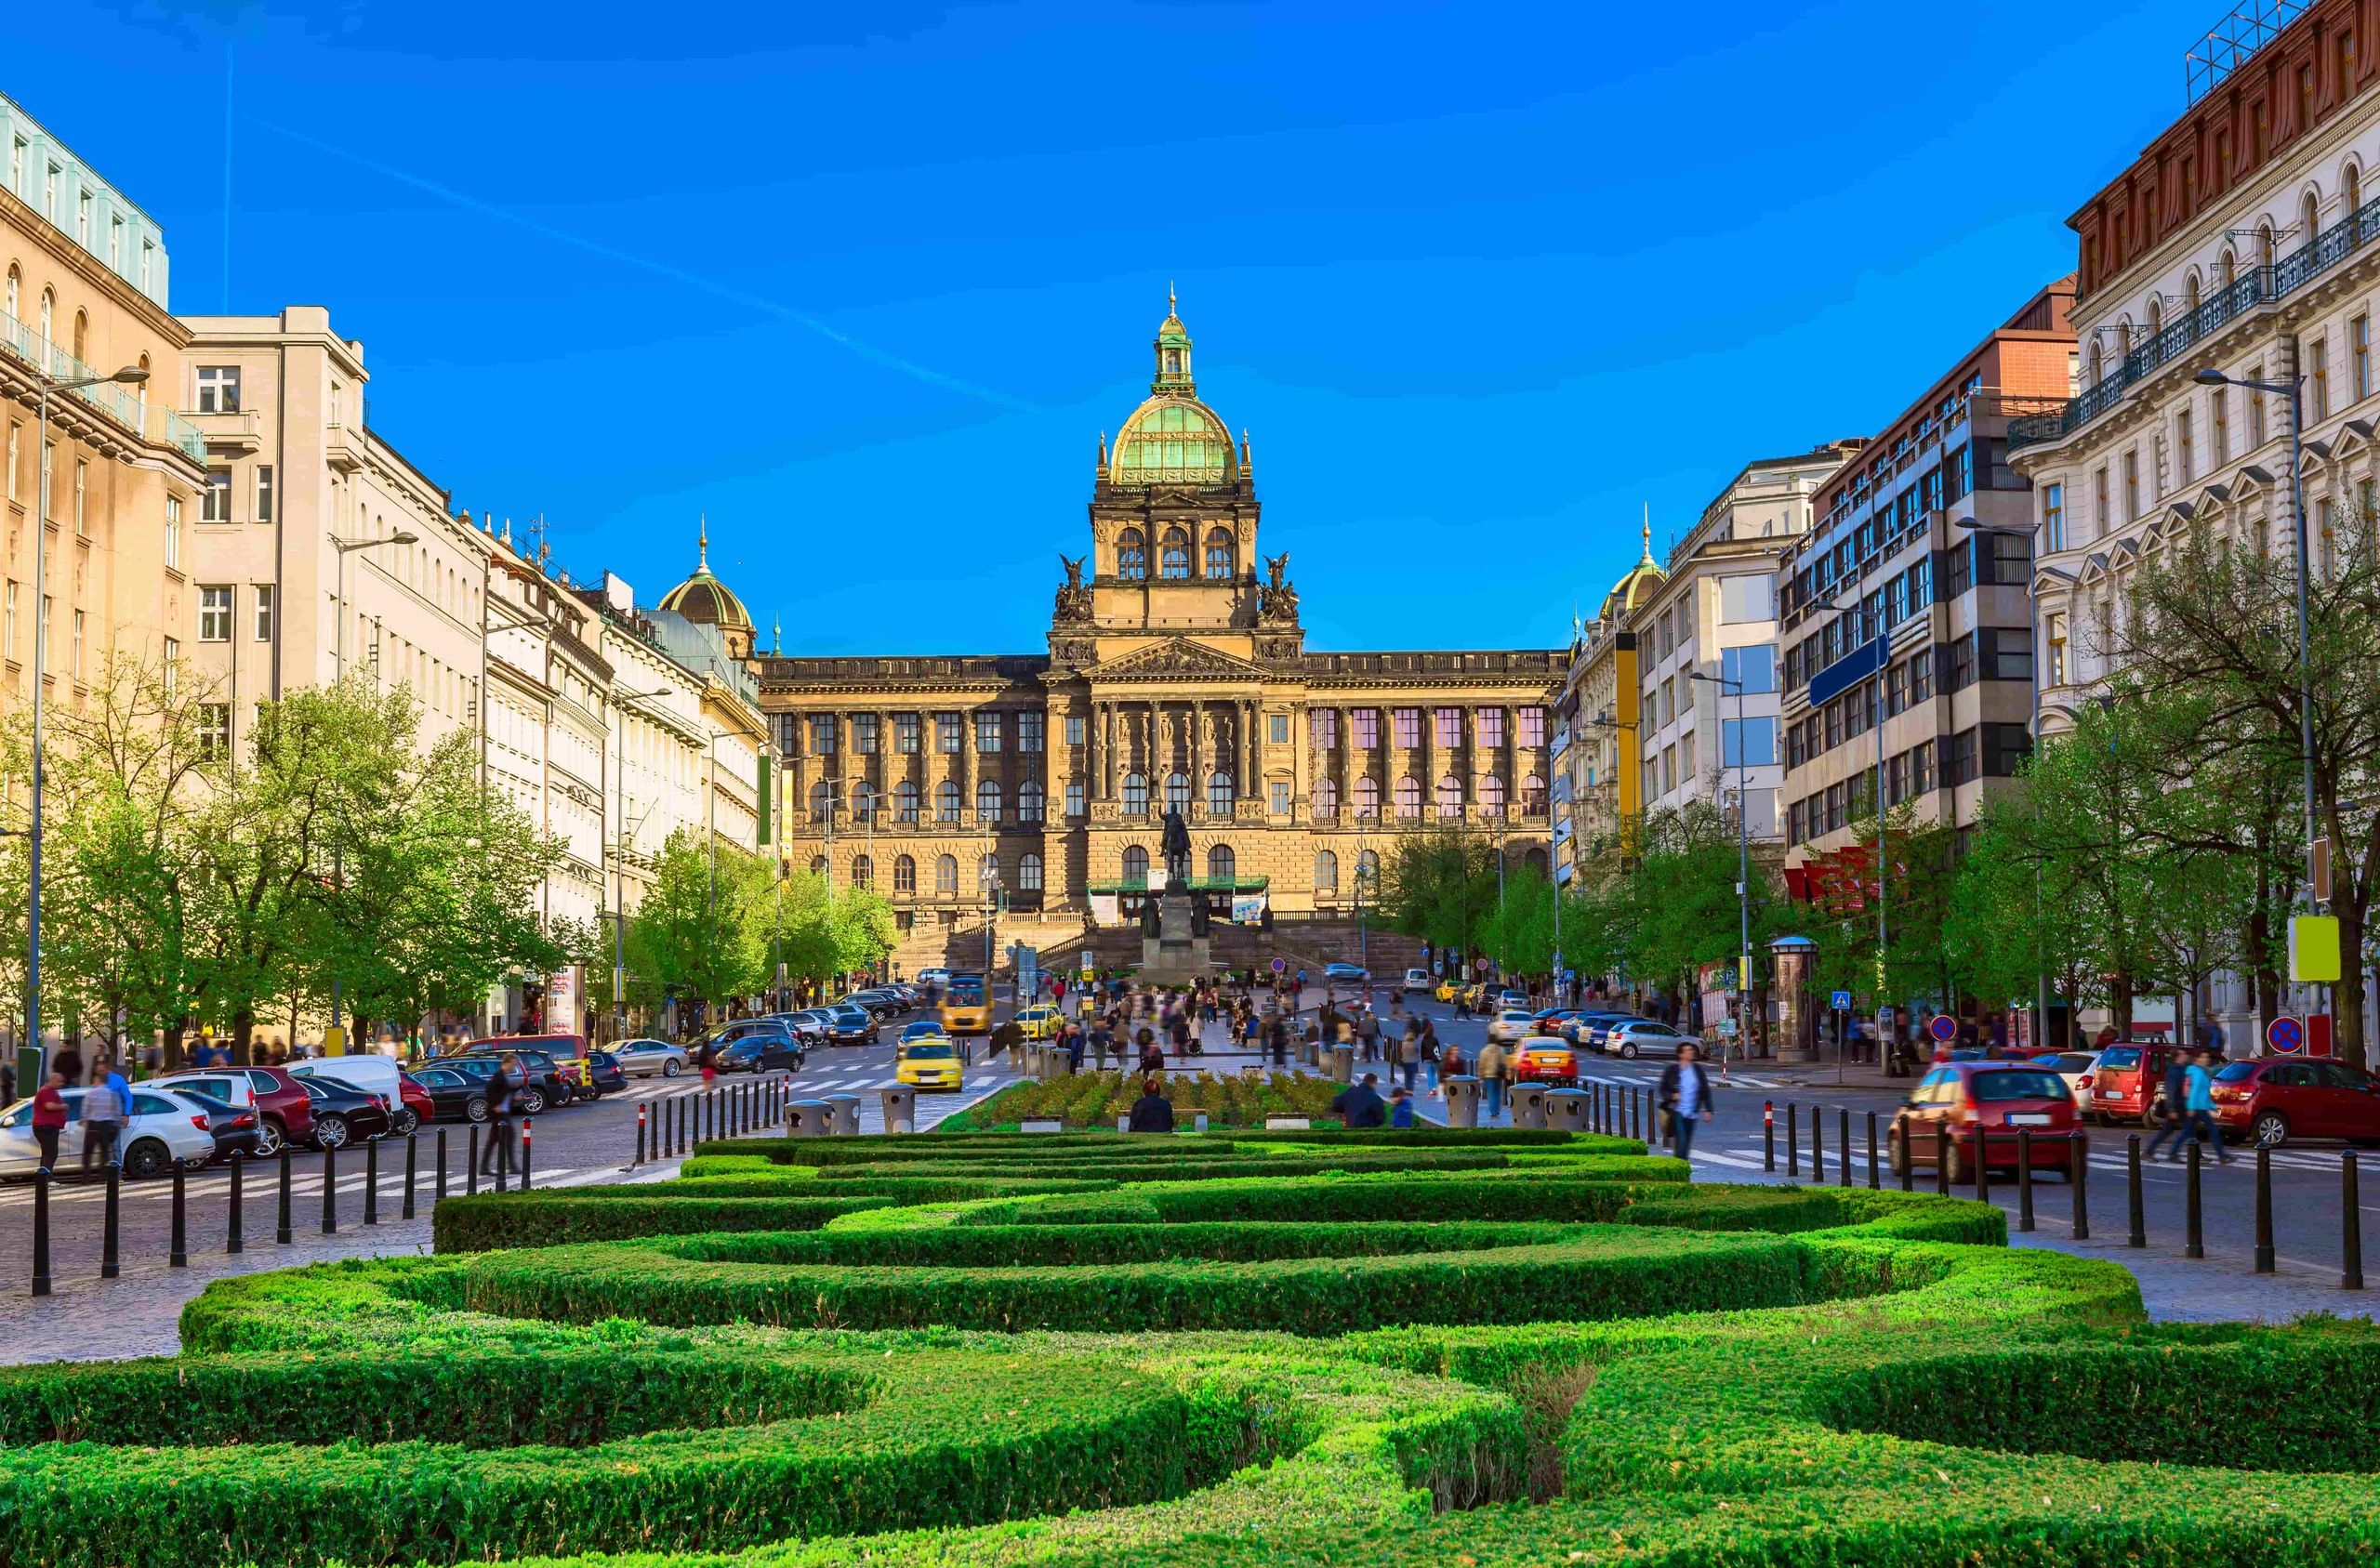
left=1090, top=1021, right=1115, bottom=1074
left=30, top=1071, right=66, bottom=1175
left=1127, top=1075, right=1175, bottom=1133
left=52, top=1041, right=82, bottom=1088
left=1064, top=1024, right=1084, bottom=1075
left=2167, top=1047, right=2231, bottom=1165
left=697, top=1039, right=718, bottom=1087
left=1658, top=1040, right=1717, bottom=1162
left=1397, top=1021, right=1421, bottom=1094
left=1475, top=1036, right=1508, bottom=1122
left=79, top=1068, right=123, bottom=1174
left=480, top=1056, right=519, bottom=1178
left=1330, top=1072, right=1387, bottom=1129
left=1388, top=1086, right=1417, bottom=1128
left=2145, top=1047, right=2192, bottom=1160
left=1357, top=1008, right=1381, bottom=1063
left=1421, top=1020, right=1442, bottom=1095
left=1266, top=1015, right=1289, bottom=1068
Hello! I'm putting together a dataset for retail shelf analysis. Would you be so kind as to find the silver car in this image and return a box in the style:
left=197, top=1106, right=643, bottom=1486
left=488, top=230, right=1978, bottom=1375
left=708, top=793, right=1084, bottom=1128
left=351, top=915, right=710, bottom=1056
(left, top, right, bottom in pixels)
left=1487, top=1008, right=1538, bottom=1046
left=613, top=1038, right=689, bottom=1078
left=1605, top=1020, right=1693, bottom=1060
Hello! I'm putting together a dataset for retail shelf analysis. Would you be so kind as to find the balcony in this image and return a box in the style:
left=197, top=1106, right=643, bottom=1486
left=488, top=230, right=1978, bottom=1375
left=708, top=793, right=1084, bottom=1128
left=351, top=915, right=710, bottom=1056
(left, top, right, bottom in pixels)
left=0, top=308, right=205, bottom=462
left=190, top=408, right=262, bottom=456
left=324, top=421, right=364, bottom=475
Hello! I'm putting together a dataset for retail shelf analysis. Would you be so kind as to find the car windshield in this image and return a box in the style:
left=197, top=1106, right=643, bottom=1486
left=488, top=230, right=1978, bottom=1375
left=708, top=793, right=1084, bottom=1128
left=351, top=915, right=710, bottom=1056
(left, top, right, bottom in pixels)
left=1499, top=1010, right=1533, bottom=1022
left=2097, top=1047, right=2143, bottom=1070
left=903, top=1024, right=945, bottom=1039
left=2214, top=1061, right=2260, bottom=1082
left=902, top=1042, right=957, bottom=1061
left=2035, top=1054, right=2094, bottom=1073
left=1968, top=1070, right=2068, bottom=1102
left=946, top=978, right=986, bottom=1005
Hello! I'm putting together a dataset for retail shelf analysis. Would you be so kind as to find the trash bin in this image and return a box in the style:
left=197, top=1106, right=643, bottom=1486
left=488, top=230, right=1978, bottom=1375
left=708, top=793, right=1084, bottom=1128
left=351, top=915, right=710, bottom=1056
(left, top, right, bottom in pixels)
left=1544, top=1087, right=1589, bottom=1133
left=1511, top=1082, right=1550, bottom=1129
left=1444, top=1075, right=1482, bottom=1127
left=787, top=1099, right=831, bottom=1137
left=1329, top=1045, right=1354, bottom=1083
left=826, top=1094, right=861, bottom=1136
left=879, top=1085, right=917, bottom=1134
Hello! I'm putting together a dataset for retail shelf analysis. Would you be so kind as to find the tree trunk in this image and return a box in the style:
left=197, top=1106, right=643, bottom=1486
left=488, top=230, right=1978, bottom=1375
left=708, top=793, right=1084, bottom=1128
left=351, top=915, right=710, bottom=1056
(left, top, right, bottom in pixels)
left=2110, top=973, right=2135, bottom=1038
left=2337, top=896, right=2371, bottom=1072
left=231, top=1007, right=257, bottom=1067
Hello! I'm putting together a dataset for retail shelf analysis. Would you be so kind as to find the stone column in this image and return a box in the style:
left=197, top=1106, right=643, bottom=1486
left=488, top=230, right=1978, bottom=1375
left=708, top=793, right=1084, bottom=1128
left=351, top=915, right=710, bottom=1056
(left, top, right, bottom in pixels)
left=1239, top=699, right=1254, bottom=801
left=1188, top=699, right=1204, bottom=818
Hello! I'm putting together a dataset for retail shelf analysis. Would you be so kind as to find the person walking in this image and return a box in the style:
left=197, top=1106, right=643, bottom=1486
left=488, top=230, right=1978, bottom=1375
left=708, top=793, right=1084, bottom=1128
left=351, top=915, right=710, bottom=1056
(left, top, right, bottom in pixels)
left=1356, top=1008, right=1381, bottom=1064
left=1658, top=1041, right=1717, bottom=1162
left=1474, top=1037, right=1508, bottom=1122
left=1064, top=1023, right=1085, bottom=1075
left=480, top=1056, right=520, bottom=1179
left=1397, top=1021, right=1421, bottom=1094
left=2167, top=1047, right=2231, bottom=1165
left=1421, top=1019, right=1442, bottom=1095
left=52, top=1041, right=82, bottom=1088
left=78, top=1069, right=124, bottom=1175
left=1127, top=1075, right=1175, bottom=1133
left=31, top=1071, right=67, bottom=1175
left=2144, top=1048, right=2192, bottom=1161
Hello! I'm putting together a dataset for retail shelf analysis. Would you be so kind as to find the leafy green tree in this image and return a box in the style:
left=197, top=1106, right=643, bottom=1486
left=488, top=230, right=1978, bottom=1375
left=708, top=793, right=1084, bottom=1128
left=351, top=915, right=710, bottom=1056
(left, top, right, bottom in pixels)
left=1378, top=829, right=1501, bottom=962
left=623, top=829, right=773, bottom=1010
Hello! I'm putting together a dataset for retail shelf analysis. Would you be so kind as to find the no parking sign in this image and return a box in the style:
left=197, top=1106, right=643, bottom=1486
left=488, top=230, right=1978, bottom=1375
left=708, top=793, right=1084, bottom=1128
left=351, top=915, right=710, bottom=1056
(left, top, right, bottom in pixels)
left=2268, top=1015, right=2306, bottom=1054
left=1927, top=1014, right=1958, bottom=1044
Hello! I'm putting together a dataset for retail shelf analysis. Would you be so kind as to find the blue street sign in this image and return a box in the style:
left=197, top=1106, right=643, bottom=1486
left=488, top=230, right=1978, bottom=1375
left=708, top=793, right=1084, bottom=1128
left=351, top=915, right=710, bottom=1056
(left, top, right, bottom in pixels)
left=2268, top=1015, right=2305, bottom=1054
left=1831, top=990, right=1853, bottom=1011
left=1927, top=1014, right=1959, bottom=1043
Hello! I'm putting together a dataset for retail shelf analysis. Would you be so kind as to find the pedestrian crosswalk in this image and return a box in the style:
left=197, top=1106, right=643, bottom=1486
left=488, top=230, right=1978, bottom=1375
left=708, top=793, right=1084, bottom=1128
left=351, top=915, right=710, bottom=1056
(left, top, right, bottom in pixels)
left=0, top=1162, right=590, bottom=1209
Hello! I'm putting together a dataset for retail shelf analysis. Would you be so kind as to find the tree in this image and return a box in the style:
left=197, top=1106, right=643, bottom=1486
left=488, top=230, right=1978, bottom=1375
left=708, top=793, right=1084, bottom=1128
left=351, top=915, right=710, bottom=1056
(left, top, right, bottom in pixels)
left=1608, top=801, right=1787, bottom=1008
left=1378, top=829, right=1502, bottom=962
left=622, top=829, right=771, bottom=1010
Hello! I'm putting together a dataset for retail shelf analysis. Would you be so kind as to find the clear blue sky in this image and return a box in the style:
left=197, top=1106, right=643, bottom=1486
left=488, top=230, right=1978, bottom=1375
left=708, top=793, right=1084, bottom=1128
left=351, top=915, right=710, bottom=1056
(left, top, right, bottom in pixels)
left=28, top=0, right=2225, bottom=652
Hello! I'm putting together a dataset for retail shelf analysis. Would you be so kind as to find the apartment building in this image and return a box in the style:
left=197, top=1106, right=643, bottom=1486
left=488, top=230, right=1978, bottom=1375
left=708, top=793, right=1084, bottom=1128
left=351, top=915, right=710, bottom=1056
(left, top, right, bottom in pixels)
left=1550, top=526, right=1662, bottom=880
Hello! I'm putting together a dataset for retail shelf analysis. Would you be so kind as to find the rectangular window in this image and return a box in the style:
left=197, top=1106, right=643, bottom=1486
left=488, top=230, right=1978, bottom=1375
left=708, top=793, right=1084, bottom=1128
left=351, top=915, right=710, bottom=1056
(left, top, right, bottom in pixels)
left=1268, top=712, right=1290, bottom=744
left=2047, top=615, right=2068, bottom=685
left=1311, top=708, right=1338, bottom=748
left=4, top=423, right=15, bottom=503
left=853, top=713, right=879, bottom=754
left=1270, top=781, right=1291, bottom=815
left=1718, top=574, right=1774, bottom=624
left=770, top=714, right=797, bottom=757
left=255, top=465, right=274, bottom=523
left=2043, top=482, right=2066, bottom=551
left=2121, top=450, right=2139, bottom=521
left=1911, top=740, right=1936, bottom=796
left=1988, top=626, right=2033, bottom=682
left=42, top=163, right=57, bottom=222
left=1909, top=649, right=1934, bottom=704
left=2094, top=466, right=2110, bottom=535
left=1351, top=707, right=1378, bottom=748
left=1018, top=711, right=1044, bottom=752
left=2212, top=393, right=2230, bottom=466
left=1720, top=644, right=1776, bottom=694
left=196, top=703, right=231, bottom=760
left=1434, top=706, right=1461, bottom=746
left=1722, top=716, right=1778, bottom=768
left=808, top=715, right=837, bottom=755
left=1475, top=707, right=1505, bottom=748
left=164, top=496, right=180, bottom=571
left=2175, top=409, right=2194, bottom=482
left=1065, top=780, right=1086, bottom=819
left=198, top=585, right=232, bottom=641
left=254, top=584, right=275, bottom=641
left=194, top=367, right=241, bottom=414
left=975, top=710, right=1003, bottom=752
left=896, top=712, right=921, bottom=753
left=108, top=214, right=121, bottom=269
left=1949, top=634, right=1977, bottom=692
left=139, top=241, right=152, bottom=294
left=1989, top=531, right=2030, bottom=586
left=1518, top=705, right=1547, bottom=746
left=1064, top=713, right=1085, bottom=747
left=2250, top=366, right=2268, bottom=445
left=1393, top=707, right=1421, bottom=747
left=936, top=712, right=962, bottom=753
left=202, top=469, right=232, bottom=522
left=70, top=609, right=82, bottom=680
left=1948, top=730, right=1980, bottom=787
left=5, top=582, right=16, bottom=664
left=2357, top=315, right=2373, bottom=401
left=72, top=459, right=85, bottom=534
left=162, top=638, right=178, bottom=697
left=1946, top=537, right=1975, bottom=599
left=75, top=188, right=90, bottom=244
left=2313, top=336, right=2332, bottom=420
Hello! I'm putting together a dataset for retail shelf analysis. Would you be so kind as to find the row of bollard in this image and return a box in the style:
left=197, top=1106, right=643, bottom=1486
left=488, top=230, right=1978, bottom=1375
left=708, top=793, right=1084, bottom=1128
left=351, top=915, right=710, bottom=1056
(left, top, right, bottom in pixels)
left=631, top=1075, right=928, bottom=1167
left=30, top=1125, right=495, bottom=1298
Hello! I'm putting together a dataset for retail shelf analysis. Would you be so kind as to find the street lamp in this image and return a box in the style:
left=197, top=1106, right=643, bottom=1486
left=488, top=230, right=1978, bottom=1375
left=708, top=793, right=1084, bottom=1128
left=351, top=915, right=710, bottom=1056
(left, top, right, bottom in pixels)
left=1956, top=514, right=2052, bottom=1047
left=1689, top=671, right=1751, bottom=1060
left=25, top=363, right=146, bottom=1064
left=611, top=686, right=672, bottom=1044
left=2196, top=367, right=2320, bottom=937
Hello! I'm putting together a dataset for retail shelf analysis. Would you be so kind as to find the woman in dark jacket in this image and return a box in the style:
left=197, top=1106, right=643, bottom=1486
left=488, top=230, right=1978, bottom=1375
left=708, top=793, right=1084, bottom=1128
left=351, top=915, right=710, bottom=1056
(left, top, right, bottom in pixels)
left=1126, top=1076, right=1175, bottom=1133
left=1655, top=1042, right=1718, bottom=1161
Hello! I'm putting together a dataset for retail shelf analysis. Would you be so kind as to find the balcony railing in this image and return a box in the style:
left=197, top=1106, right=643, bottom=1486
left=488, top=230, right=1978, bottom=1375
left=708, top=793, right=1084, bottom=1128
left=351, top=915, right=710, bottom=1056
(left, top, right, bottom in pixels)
left=0, top=308, right=205, bottom=462
left=2012, top=195, right=2380, bottom=454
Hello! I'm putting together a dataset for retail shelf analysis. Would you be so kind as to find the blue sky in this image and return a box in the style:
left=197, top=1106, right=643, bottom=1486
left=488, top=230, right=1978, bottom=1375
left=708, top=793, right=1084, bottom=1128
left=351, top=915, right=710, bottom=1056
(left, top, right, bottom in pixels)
left=30, top=0, right=2227, bottom=652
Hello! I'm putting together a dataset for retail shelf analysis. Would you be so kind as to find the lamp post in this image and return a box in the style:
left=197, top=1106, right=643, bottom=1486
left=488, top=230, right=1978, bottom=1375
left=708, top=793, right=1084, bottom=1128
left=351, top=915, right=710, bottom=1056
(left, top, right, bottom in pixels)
left=327, top=530, right=417, bottom=1053
left=1690, top=671, right=1751, bottom=1056
left=610, top=687, right=672, bottom=1044
left=25, top=364, right=148, bottom=1063
left=1956, top=515, right=2050, bottom=1047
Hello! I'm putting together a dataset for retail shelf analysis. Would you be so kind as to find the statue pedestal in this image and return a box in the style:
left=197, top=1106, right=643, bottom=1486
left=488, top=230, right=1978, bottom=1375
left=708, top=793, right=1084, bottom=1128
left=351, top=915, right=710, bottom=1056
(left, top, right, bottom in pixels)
left=1140, top=889, right=1210, bottom=985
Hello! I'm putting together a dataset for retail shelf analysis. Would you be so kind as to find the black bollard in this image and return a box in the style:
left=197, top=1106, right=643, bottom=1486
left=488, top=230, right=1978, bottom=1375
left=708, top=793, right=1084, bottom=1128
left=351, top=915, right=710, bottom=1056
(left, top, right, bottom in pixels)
left=100, top=1166, right=120, bottom=1279
left=277, top=1147, right=293, bottom=1245
left=2016, top=1130, right=2034, bottom=1232
left=1763, top=1100, right=1775, bottom=1170
left=436, top=1129, right=448, bottom=1205
left=1935, top=1125, right=1950, bottom=1196
left=169, top=1164, right=188, bottom=1267
left=2070, top=1133, right=2089, bottom=1240
left=521, top=1117, right=534, bottom=1190
left=2126, top=1134, right=2146, bottom=1246
left=636, top=1103, right=647, bottom=1166
left=1839, top=1108, right=1853, bottom=1189
left=1866, top=1111, right=1880, bottom=1190
left=495, top=1120, right=508, bottom=1192
left=2185, top=1140, right=2204, bottom=1258
left=364, top=1138, right=379, bottom=1225
left=2346, top=1154, right=2366, bottom=1291
left=2254, top=1145, right=2275, bottom=1273
left=1897, top=1118, right=1913, bottom=1192
left=322, top=1143, right=337, bottom=1234
left=467, top=1126, right=480, bottom=1195
left=227, top=1152, right=244, bottom=1255
left=1786, top=1103, right=1799, bottom=1177
left=1811, top=1105, right=1824, bottom=1184
left=403, top=1134, right=417, bottom=1221
left=1975, top=1128, right=1990, bottom=1207
left=30, top=1169, right=50, bottom=1297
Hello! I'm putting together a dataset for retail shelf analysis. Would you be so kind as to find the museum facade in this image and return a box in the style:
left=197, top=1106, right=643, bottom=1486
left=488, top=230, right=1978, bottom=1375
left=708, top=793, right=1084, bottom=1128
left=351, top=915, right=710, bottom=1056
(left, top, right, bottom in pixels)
left=671, top=300, right=1561, bottom=950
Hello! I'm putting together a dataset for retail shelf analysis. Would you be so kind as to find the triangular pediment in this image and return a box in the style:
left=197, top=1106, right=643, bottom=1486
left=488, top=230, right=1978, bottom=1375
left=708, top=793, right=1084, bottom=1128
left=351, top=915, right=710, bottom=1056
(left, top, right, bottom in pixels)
left=1089, top=638, right=1266, bottom=682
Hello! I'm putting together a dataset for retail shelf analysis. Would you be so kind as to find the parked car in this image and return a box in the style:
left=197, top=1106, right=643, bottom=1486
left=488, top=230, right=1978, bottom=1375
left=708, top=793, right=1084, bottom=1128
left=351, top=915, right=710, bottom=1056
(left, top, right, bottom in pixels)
left=1564, top=1011, right=1635, bottom=1047
left=386, top=1074, right=433, bottom=1135
left=769, top=1013, right=832, bottom=1050
left=2210, top=1056, right=2380, bottom=1147
left=1402, top=968, right=1432, bottom=991
left=613, top=1039, right=689, bottom=1079
left=1322, top=962, right=1368, bottom=985
left=582, top=1050, right=628, bottom=1097
left=176, top=1090, right=265, bottom=1164
left=1602, top=1020, right=1695, bottom=1060
left=1487, top=1008, right=1538, bottom=1046
left=438, top=1049, right=568, bottom=1115
left=2026, top=1050, right=2102, bottom=1110
left=1890, top=1061, right=2080, bottom=1181
left=297, top=1077, right=393, bottom=1149
left=712, top=1027, right=806, bottom=1074
left=1510, top=1039, right=1580, bottom=1087
left=481, top=1034, right=595, bottom=1094
left=406, top=1064, right=491, bottom=1123
left=151, top=1067, right=316, bottom=1155
left=1496, top=988, right=1531, bottom=1012
left=895, top=1036, right=964, bottom=1091
left=916, top=967, right=951, bottom=991
left=1013, top=1004, right=1064, bottom=1041
left=288, top=1054, right=405, bottom=1110
left=820, top=1004, right=879, bottom=1047
left=0, top=1087, right=221, bottom=1179
left=840, top=991, right=902, bottom=1021
left=2086, top=1040, right=2196, bottom=1127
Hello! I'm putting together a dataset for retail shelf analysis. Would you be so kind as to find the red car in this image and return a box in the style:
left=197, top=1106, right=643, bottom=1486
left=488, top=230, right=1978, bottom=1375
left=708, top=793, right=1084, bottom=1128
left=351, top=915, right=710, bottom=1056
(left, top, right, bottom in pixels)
left=1891, top=1061, right=2081, bottom=1181
left=392, top=1074, right=435, bottom=1136
left=151, top=1065, right=318, bottom=1155
left=2085, top=1040, right=2194, bottom=1127
left=2210, top=1056, right=2380, bottom=1148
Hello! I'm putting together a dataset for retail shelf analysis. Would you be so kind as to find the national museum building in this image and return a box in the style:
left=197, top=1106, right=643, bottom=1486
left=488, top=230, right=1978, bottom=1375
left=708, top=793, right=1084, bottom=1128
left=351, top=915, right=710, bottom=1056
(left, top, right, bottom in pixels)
left=668, top=301, right=1561, bottom=954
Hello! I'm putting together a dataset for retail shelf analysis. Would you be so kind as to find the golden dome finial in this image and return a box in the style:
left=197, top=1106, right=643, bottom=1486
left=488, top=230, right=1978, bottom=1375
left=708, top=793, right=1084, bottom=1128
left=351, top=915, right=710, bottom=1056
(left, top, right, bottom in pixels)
left=1640, top=504, right=1655, bottom=563
left=698, top=512, right=709, bottom=569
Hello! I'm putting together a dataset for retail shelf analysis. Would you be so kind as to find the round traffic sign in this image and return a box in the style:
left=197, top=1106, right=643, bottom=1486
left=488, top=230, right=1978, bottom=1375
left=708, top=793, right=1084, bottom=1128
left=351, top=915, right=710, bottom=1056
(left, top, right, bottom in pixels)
left=1270, top=957, right=1286, bottom=975
left=2268, top=1015, right=2306, bottom=1054
left=1927, top=1014, right=1958, bottom=1043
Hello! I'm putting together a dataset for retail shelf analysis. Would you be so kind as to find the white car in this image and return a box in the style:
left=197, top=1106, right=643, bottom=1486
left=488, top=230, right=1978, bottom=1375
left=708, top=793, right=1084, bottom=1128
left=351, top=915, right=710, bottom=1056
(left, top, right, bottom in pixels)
left=1487, top=1008, right=1538, bottom=1046
left=1402, top=968, right=1432, bottom=990
left=916, top=968, right=951, bottom=991
left=1605, top=1020, right=1692, bottom=1061
left=0, top=1087, right=218, bottom=1179
left=2029, top=1050, right=2101, bottom=1109
left=614, top=1039, right=690, bottom=1078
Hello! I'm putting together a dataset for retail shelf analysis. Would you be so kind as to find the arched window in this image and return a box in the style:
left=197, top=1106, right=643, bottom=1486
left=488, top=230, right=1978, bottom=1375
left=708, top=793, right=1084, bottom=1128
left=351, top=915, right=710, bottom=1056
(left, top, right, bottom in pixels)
left=1395, top=776, right=1421, bottom=818
left=895, top=780, right=921, bottom=822
left=1524, top=848, right=1549, bottom=876
left=2087, top=342, right=2104, bottom=388
left=1435, top=776, right=1464, bottom=818
left=809, top=779, right=836, bottom=822
left=1122, top=844, right=1150, bottom=882
left=936, top=780, right=962, bottom=822
left=893, top=853, right=918, bottom=893
left=1312, top=778, right=1338, bottom=820
left=3, top=266, right=17, bottom=319
left=2259, top=220, right=2277, bottom=270
left=1356, top=849, right=1381, bottom=886
left=2302, top=191, right=2321, bottom=252
left=852, top=854, right=873, bottom=889
left=1208, top=844, right=1236, bottom=882
left=1019, top=852, right=1044, bottom=891
left=809, top=854, right=828, bottom=875
left=1203, top=528, right=1235, bottom=579
left=1521, top=773, right=1548, bottom=814
left=1315, top=849, right=1339, bottom=889
left=2348, top=164, right=2365, bottom=217
left=1479, top=774, right=1507, bottom=818
left=1353, top=776, right=1380, bottom=818
left=1160, top=527, right=1191, bottom=579
left=1166, top=771, right=1191, bottom=813
left=2185, top=272, right=2201, bottom=314
left=979, top=853, right=999, bottom=889
left=71, top=309, right=86, bottom=362
left=1122, top=771, right=1149, bottom=816
left=2219, top=248, right=2237, bottom=291
left=1018, top=781, right=1045, bottom=822
left=976, top=779, right=1003, bottom=824
left=38, top=287, right=52, bottom=343
left=853, top=781, right=879, bottom=823
left=1117, top=528, right=1147, bottom=580
left=1208, top=770, right=1234, bottom=815
left=935, top=854, right=959, bottom=893
left=2147, top=297, right=2162, bottom=338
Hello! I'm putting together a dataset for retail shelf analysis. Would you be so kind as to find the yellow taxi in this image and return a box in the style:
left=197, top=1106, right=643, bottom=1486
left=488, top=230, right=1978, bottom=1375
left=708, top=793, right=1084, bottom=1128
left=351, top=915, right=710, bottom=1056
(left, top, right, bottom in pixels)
left=1434, top=979, right=1459, bottom=1002
left=1511, top=1036, right=1580, bottom=1088
left=895, top=1032, right=964, bottom=1092
left=1013, top=1004, right=1064, bottom=1041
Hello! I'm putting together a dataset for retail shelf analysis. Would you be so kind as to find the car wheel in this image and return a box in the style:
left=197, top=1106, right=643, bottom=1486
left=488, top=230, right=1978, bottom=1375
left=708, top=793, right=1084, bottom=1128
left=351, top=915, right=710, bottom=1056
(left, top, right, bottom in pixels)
left=1619, top=1042, right=1639, bottom=1061
left=2251, top=1110, right=2291, bottom=1149
left=120, top=1139, right=169, bottom=1180
left=663, top=1059, right=683, bottom=1077
left=390, top=1108, right=419, bottom=1138
left=467, top=1098, right=490, bottom=1123
left=515, top=1088, right=548, bottom=1115
left=256, top=1117, right=287, bottom=1158
left=312, top=1114, right=351, bottom=1150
